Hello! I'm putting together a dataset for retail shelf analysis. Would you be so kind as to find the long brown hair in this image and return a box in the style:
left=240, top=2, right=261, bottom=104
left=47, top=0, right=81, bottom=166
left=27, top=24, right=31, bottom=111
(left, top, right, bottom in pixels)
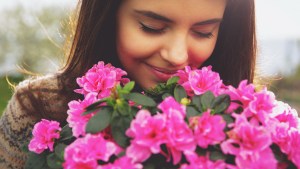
left=203, top=0, right=256, bottom=86
left=60, top=0, right=256, bottom=90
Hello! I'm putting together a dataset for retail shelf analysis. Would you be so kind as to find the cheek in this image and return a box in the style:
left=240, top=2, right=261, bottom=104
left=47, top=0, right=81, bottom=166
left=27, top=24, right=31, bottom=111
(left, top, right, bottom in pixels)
left=117, top=24, right=159, bottom=60
left=189, top=37, right=218, bottom=66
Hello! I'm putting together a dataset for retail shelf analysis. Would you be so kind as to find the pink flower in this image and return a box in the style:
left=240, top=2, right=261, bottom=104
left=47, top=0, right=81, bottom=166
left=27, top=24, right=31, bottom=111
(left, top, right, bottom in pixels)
left=221, top=114, right=276, bottom=167
left=190, top=111, right=226, bottom=148
left=63, top=134, right=119, bottom=169
left=189, top=66, right=223, bottom=96
left=67, top=93, right=99, bottom=137
left=268, top=122, right=291, bottom=154
left=176, top=66, right=222, bottom=96
left=165, top=115, right=196, bottom=164
left=28, top=119, right=61, bottom=154
left=176, top=66, right=194, bottom=96
left=235, top=147, right=277, bottom=169
left=271, top=101, right=299, bottom=129
left=157, top=97, right=196, bottom=164
left=286, top=128, right=300, bottom=168
left=221, top=114, right=272, bottom=155
left=99, top=156, right=143, bottom=169
left=238, top=122, right=272, bottom=154
left=158, top=96, right=186, bottom=120
left=180, top=151, right=226, bottom=169
left=126, top=110, right=167, bottom=162
left=243, top=89, right=276, bottom=124
left=269, top=125, right=300, bottom=167
left=75, top=61, right=129, bottom=98
left=222, top=80, right=255, bottom=112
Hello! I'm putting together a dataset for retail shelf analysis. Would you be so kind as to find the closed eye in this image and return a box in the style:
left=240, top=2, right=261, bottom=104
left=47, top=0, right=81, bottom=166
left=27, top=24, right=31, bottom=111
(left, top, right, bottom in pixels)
left=193, top=31, right=214, bottom=38
left=139, top=21, right=166, bottom=34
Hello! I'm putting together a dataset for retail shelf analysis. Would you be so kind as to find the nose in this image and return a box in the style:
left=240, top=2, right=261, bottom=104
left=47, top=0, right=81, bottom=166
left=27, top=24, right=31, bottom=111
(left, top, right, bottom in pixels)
left=160, top=34, right=189, bottom=67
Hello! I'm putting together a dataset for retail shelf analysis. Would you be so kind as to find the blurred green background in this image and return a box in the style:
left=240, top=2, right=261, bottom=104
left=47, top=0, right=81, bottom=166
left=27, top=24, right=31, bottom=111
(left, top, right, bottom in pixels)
left=0, top=2, right=70, bottom=114
left=0, top=1, right=300, bottom=115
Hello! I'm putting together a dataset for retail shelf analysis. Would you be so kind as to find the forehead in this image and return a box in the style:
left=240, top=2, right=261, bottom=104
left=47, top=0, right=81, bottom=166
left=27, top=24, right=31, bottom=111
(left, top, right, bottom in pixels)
left=119, top=0, right=227, bottom=21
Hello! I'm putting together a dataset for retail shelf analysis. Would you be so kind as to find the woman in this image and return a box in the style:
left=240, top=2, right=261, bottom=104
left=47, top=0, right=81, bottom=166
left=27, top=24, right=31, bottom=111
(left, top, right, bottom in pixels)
left=0, top=0, right=256, bottom=168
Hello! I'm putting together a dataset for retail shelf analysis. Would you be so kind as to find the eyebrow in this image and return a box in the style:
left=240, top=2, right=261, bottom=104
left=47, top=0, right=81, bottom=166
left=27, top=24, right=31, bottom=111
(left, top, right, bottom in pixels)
left=134, top=10, right=222, bottom=26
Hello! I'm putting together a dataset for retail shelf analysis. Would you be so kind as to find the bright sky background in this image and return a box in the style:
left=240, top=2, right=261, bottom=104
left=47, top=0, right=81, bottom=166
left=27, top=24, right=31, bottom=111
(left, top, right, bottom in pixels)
left=255, top=0, right=300, bottom=40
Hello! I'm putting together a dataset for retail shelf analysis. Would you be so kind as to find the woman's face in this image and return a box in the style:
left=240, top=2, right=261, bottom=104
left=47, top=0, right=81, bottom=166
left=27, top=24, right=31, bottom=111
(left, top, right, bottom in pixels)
left=116, top=0, right=226, bottom=89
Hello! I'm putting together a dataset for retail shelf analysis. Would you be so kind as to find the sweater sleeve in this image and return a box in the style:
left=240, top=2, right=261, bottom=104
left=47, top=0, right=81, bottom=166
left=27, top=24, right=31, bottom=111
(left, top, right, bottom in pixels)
left=0, top=74, right=70, bottom=169
left=0, top=80, right=41, bottom=169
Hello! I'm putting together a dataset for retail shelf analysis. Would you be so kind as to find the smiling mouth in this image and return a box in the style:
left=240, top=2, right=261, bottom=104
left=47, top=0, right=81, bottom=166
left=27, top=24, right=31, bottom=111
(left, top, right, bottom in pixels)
left=145, top=63, right=179, bottom=82
left=151, top=66, right=178, bottom=74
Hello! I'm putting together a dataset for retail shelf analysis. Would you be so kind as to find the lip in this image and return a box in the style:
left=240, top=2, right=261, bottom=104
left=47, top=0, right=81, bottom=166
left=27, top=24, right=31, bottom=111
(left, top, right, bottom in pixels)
left=145, top=63, right=178, bottom=82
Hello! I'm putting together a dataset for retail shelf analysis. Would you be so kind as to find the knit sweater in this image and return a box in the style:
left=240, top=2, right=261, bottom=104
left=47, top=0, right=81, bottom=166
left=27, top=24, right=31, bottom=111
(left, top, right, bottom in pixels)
left=0, top=74, right=72, bottom=169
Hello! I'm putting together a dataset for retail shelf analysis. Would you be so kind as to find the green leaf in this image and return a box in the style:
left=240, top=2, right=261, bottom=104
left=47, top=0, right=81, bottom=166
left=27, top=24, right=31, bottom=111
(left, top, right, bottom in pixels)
left=85, top=98, right=108, bottom=111
left=116, top=84, right=122, bottom=91
left=111, top=116, right=131, bottom=148
left=192, top=95, right=202, bottom=111
left=117, top=151, right=126, bottom=158
left=209, top=151, right=226, bottom=161
left=271, top=144, right=287, bottom=163
left=126, top=93, right=156, bottom=107
left=123, top=81, right=135, bottom=92
left=21, top=141, right=30, bottom=153
left=25, top=152, right=47, bottom=169
left=54, top=144, right=67, bottom=161
left=221, top=114, right=234, bottom=126
left=86, top=107, right=112, bottom=134
left=174, top=85, right=187, bottom=102
left=211, top=94, right=230, bottom=114
left=186, top=106, right=200, bottom=119
left=166, top=76, right=179, bottom=86
left=200, top=91, right=215, bottom=111
left=106, top=97, right=116, bottom=107
left=162, top=93, right=172, bottom=100
left=82, top=107, right=100, bottom=116
left=145, top=83, right=167, bottom=96
left=59, top=125, right=74, bottom=142
left=47, top=153, right=63, bottom=169
left=195, top=147, right=207, bottom=156
left=130, top=106, right=140, bottom=116
left=143, top=163, right=156, bottom=169
left=116, top=100, right=131, bottom=116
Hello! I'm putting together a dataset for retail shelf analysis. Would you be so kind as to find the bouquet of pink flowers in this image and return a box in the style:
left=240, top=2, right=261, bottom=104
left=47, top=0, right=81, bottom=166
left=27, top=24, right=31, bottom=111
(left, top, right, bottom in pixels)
left=25, top=61, right=300, bottom=169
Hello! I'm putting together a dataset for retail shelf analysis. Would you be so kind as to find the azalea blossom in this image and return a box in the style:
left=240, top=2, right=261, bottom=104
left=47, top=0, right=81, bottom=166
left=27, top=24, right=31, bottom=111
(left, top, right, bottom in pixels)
left=67, top=93, right=99, bottom=137
left=180, top=151, right=226, bottom=169
left=126, top=110, right=167, bottom=162
left=158, top=96, right=186, bottom=120
left=176, top=66, right=194, bottom=96
left=157, top=96, right=196, bottom=164
left=221, top=114, right=277, bottom=167
left=63, top=134, right=119, bottom=169
left=176, top=66, right=222, bottom=96
left=26, top=63, right=300, bottom=168
left=222, top=80, right=255, bottom=112
left=285, top=128, right=300, bottom=168
left=190, top=111, right=226, bottom=148
left=164, top=113, right=196, bottom=164
left=235, top=147, right=277, bottom=169
left=271, top=101, right=299, bottom=129
left=75, top=61, right=129, bottom=98
left=243, top=88, right=276, bottom=125
left=28, top=119, right=61, bottom=154
left=99, top=156, right=143, bottom=169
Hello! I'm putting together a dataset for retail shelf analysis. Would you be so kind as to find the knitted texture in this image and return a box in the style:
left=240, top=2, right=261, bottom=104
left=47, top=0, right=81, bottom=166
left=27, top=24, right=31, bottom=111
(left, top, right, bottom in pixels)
left=0, top=74, right=70, bottom=169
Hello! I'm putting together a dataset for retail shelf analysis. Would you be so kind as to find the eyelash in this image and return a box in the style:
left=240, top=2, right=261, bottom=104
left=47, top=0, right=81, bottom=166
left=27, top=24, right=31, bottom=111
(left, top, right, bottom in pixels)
left=139, top=22, right=165, bottom=34
left=139, top=21, right=214, bottom=39
left=193, top=31, right=214, bottom=39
